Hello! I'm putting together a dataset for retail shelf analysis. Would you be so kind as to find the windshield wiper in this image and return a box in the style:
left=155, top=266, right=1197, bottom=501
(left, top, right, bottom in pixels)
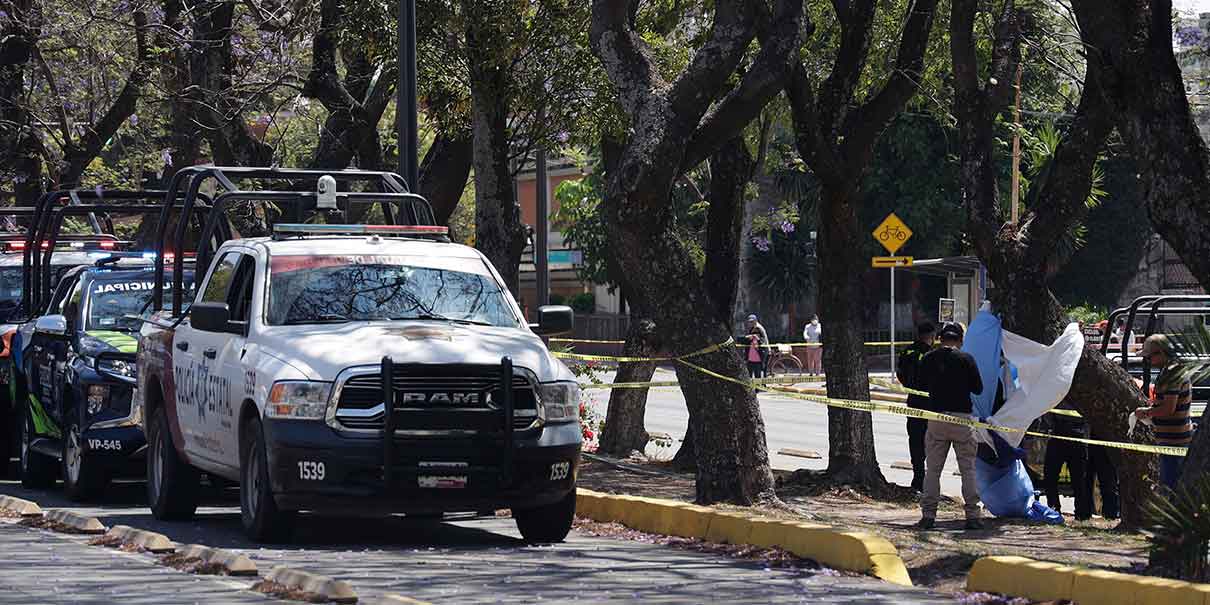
left=391, top=313, right=493, bottom=326
left=283, top=313, right=351, bottom=325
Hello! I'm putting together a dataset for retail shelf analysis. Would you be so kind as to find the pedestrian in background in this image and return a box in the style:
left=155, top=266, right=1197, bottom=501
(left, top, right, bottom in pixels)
left=1135, top=334, right=1194, bottom=490
left=916, top=322, right=985, bottom=530
left=745, top=314, right=769, bottom=378
left=1042, top=403, right=1091, bottom=520
left=803, top=315, right=823, bottom=375
left=897, top=322, right=936, bottom=492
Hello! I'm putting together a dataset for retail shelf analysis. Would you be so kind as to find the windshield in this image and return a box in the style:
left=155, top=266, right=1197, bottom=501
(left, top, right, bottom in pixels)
left=0, top=264, right=76, bottom=323
left=86, top=277, right=181, bottom=331
left=267, top=255, right=519, bottom=327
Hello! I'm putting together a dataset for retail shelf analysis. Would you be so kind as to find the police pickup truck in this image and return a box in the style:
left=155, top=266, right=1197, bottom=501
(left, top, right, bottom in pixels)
left=136, top=224, right=581, bottom=542
left=19, top=257, right=186, bottom=499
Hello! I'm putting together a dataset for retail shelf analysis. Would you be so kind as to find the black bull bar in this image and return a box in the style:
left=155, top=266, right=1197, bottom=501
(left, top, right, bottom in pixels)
left=379, top=356, right=516, bottom=490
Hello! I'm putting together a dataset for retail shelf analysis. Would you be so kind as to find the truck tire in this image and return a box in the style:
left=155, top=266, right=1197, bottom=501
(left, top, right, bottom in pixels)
left=0, top=391, right=14, bottom=479
left=147, top=406, right=200, bottom=520
left=62, top=423, right=108, bottom=502
left=19, top=404, right=55, bottom=488
left=240, top=415, right=295, bottom=543
left=514, top=490, right=576, bottom=544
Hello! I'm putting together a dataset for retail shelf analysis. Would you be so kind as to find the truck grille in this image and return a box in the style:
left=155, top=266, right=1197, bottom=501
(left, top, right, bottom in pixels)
left=333, top=365, right=539, bottom=432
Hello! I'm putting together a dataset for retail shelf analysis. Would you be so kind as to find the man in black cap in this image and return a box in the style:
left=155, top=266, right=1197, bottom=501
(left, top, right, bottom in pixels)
left=897, top=322, right=936, bottom=492
left=916, top=322, right=984, bottom=530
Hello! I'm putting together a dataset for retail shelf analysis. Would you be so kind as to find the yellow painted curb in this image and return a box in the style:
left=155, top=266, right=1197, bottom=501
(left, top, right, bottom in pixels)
left=967, top=555, right=1210, bottom=605
left=575, top=488, right=912, bottom=586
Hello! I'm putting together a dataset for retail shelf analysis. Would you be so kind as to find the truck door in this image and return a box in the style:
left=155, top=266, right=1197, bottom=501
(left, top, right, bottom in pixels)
left=27, top=274, right=82, bottom=435
left=173, top=252, right=241, bottom=468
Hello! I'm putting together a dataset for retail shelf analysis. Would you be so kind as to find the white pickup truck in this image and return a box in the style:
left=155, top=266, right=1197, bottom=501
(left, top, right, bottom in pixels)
left=135, top=224, right=582, bottom=542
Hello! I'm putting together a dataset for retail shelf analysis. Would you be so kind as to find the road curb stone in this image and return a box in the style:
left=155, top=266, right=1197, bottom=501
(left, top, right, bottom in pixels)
left=575, top=488, right=913, bottom=586
left=177, top=544, right=259, bottom=576
left=267, top=565, right=358, bottom=604
left=45, top=509, right=106, bottom=534
left=0, top=495, right=42, bottom=517
left=968, top=555, right=1210, bottom=604
left=105, top=524, right=176, bottom=553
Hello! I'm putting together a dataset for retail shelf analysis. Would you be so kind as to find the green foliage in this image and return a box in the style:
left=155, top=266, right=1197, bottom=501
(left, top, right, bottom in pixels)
left=553, top=166, right=612, bottom=288
left=1167, top=324, right=1210, bottom=389
left=1147, top=475, right=1210, bottom=581
left=749, top=227, right=816, bottom=308
left=1062, top=303, right=1106, bottom=326
left=568, top=292, right=596, bottom=314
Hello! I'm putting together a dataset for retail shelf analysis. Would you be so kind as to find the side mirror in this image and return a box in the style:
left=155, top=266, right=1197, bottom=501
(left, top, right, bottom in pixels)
left=34, top=314, right=68, bottom=337
left=532, top=305, right=574, bottom=336
left=190, top=302, right=233, bottom=334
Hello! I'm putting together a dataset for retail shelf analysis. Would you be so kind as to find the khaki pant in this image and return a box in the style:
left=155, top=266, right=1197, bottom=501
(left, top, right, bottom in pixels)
left=921, top=419, right=981, bottom=520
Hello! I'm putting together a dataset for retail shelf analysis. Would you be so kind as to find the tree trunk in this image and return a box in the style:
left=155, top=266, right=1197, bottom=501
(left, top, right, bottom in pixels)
left=194, top=0, right=273, bottom=167
left=0, top=0, right=43, bottom=198
left=158, top=0, right=203, bottom=183
left=671, top=421, right=696, bottom=471
left=816, top=183, right=885, bottom=487
left=465, top=2, right=527, bottom=294
left=704, top=137, right=752, bottom=324
left=599, top=317, right=657, bottom=457
left=418, top=130, right=473, bottom=225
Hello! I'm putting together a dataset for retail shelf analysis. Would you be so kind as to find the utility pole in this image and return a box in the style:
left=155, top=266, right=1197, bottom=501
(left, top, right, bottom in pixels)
left=1010, top=58, right=1023, bottom=224
left=397, top=0, right=419, bottom=193
left=535, top=149, right=550, bottom=308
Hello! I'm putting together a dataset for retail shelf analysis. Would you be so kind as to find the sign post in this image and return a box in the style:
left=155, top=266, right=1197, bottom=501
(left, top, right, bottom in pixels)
left=872, top=213, right=912, bottom=376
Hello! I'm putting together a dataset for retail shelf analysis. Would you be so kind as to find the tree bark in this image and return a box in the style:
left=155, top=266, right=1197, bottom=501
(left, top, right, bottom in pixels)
left=58, top=11, right=150, bottom=188
left=783, top=0, right=940, bottom=491
left=465, top=0, right=527, bottom=294
left=599, top=317, right=658, bottom=457
left=816, top=183, right=883, bottom=485
left=158, top=0, right=203, bottom=182
left=704, top=137, right=753, bottom=324
left=0, top=0, right=43, bottom=198
left=1071, top=0, right=1210, bottom=293
left=590, top=0, right=804, bottom=504
left=950, top=0, right=1156, bottom=527
left=194, top=0, right=273, bottom=167
left=418, top=130, right=474, bottom=225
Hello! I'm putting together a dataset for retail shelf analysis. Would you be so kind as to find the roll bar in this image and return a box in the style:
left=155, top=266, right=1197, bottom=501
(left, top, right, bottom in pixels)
left=152, top=166, right=437, bottom=317
left=23, top=190, right=215, bottom=317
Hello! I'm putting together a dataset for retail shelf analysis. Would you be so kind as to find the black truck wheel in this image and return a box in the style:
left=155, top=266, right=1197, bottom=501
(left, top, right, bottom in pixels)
left=514, top=490, right=576, bottom=544
left=0, top=389, right=13, bottom=480
left=19, top=405, right=55, bottom=488
left=62, top=424, right=108, bottom=502
left=240, top=415, right=295, bottom=543
left=147, top=406, right=200, bottom=520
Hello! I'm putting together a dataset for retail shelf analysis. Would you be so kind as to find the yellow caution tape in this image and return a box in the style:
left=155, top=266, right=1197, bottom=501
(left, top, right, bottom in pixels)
left=549, top=337, right=912, bottom=349
left=672, top=358, right=1187, bottom=457
left=551, top=338, right=734, bottom=363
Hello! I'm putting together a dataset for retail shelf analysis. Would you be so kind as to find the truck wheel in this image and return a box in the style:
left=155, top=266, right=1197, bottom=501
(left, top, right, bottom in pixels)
left=147, top=407, right=200, bottom=520
left=19, top=404, right=55, bottom=488
left=514, top=490, right=576, bottom=544
left=240, top=415, right=295, bottom=543
left=0, top=393, right=13, bottom=479
left=62, top=424, right=108, bottom=502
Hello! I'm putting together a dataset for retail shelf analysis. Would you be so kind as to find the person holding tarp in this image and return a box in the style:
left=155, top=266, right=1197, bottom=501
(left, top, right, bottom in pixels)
left=961, top=304, right=1079, bottom=524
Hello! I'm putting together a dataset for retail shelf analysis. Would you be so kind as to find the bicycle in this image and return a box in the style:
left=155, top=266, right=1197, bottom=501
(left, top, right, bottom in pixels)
left=878, top=225, right=907, bottom=242
left=767, top=344, right=805, bottom=376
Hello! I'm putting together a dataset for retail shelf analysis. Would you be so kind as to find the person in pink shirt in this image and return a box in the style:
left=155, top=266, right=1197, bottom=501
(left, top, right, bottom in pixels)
left=744, top=314, right=768, bottom=378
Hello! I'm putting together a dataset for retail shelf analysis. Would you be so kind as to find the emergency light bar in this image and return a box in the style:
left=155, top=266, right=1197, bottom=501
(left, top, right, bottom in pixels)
left=271, top=224, right=449, bottom=237
left=3, top=240, right=119, bottom=252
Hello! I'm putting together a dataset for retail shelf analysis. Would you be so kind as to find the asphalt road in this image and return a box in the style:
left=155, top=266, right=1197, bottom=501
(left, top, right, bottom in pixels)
left=0, top=479, right=964, bottom=604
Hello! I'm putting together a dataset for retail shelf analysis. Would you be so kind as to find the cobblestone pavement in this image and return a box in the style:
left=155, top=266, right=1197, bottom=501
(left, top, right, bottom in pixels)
left=0, top=479, right=966, bottom=604
left=0, top=521, right=280, bottom=604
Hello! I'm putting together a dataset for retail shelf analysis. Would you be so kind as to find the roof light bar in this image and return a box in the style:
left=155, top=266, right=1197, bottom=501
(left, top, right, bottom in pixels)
left=272, top=224, right=449, bottom=236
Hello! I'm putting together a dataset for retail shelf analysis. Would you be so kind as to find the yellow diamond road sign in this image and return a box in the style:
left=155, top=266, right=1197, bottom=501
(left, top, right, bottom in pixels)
left=873, top=213, right=912, bottom=255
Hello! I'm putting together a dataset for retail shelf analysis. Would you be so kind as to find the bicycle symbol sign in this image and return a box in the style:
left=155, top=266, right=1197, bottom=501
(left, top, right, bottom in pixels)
left=872, top=213, right=912, bottom=254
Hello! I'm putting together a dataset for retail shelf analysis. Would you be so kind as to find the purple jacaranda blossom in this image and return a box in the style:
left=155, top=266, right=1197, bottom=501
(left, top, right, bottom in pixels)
left=751, top=236, right=771, bottom=252
left=129, top=114, right=138, bottom=126
left=160, top=148, right=173, bottom=166
left=1177, top=25, right=1205, bottom=48
left=779, top=220, right=795, bottom=234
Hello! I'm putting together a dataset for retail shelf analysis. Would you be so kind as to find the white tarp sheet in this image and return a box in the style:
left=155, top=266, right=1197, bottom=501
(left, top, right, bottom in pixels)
left=981, top=323, right=1085, bottom=447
